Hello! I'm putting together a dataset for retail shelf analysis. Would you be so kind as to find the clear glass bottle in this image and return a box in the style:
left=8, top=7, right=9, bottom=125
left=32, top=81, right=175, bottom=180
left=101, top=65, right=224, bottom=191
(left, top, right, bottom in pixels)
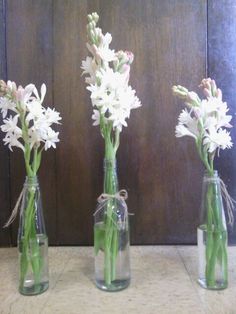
left=198, top=171, right=228, bottom=290
left=18, top=176, right=49, bottom=295
left=94, top=159, right=131, bottom=291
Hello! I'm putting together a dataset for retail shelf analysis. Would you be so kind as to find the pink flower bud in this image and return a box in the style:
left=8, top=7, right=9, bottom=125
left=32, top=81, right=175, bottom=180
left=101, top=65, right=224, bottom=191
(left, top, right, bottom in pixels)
left=216, top=88, right=222, bottom=100
left=199, top=78, right=219, bottom=97
left=125, top=51, right=134, bottom=64
left=120, top=64, right=130, bottom=82
left=15, top=86, right=24, bottom=102
left=202, top=88, right=211, bottom=98
left=199, top=78, right=211, bottom=90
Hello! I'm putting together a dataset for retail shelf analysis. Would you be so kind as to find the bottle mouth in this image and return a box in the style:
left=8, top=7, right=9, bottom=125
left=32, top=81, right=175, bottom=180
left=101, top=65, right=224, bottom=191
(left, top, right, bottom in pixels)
left=103, top=158, right=117, bottom=169
left=24, top=176, right=39, bottom=186
left=204, top=170, right=219, bottom=179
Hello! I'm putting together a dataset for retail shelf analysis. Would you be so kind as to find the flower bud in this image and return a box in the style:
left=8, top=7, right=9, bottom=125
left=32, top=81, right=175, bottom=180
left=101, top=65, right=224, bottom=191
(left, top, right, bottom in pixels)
left=216, top=88, right=222, bottom=100
left=87, top=14, right=93, bottom=22
left=202, top=87, right=211, bottom=98
left=172, top=85, right=189, bottom=99
left=186, top=91, right=200, bottom=106
left=92, top=12, right=99, bottom=23
left=125, top=51, right=134, bottom=64
left=0, top=80, right=7, bottom=96
left=90, top=21, right=96, bottom=29
left=199, top=78, right=217, bottom=97
left=120, top=64, right=130, bottom=82
left=210, top=79, right=217, bottom=96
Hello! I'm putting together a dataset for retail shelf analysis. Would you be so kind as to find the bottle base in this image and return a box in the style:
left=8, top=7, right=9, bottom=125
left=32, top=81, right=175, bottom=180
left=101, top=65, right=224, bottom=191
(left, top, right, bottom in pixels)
left=198, top=278, right=227, bottom=290
left=19, top=281, right=49, bottom=296
left=95, top=278, right=130, bottom=292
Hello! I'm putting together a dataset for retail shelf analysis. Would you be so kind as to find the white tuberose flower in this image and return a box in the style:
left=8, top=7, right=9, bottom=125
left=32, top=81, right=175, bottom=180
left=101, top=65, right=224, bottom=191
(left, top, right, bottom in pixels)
left=204, top=127, right=233, bottom=153
left=3, top=132, right=24, bottom=152
left=0, top=82, right=61, bottom=152
left=0, top=97, right=16, bottom=118
left=1, top=115, right=22, bottom=136
left=91, top=109, right=100, bottom=126
left=43, top=128, right=60, bottom=151
left=44, top=108, right=62, bottom=125
left=175, top=109, right=199, bottom=139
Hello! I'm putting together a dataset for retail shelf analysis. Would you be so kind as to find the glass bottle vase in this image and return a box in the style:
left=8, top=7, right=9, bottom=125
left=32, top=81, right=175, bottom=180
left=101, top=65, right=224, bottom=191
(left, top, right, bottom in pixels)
left=18, top=176, right=49, bottom=295
left=94, top=159, right=131, bottom=291
left=197, top=171, right=228, bottom=290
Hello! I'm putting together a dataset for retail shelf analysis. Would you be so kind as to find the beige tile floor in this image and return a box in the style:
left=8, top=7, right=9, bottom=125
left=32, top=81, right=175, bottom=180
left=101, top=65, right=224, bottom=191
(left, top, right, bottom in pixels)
left=0, top=246, right=236, bottom=314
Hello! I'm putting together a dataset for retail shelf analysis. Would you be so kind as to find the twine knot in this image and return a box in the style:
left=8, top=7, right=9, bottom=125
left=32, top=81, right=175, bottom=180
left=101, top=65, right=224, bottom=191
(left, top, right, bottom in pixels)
left=97, top=189, right=128, bottom=203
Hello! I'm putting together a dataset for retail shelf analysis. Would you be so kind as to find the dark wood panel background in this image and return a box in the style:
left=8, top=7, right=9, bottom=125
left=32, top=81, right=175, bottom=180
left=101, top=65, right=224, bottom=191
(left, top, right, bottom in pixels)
left=0, top=0, right=235, bottom=246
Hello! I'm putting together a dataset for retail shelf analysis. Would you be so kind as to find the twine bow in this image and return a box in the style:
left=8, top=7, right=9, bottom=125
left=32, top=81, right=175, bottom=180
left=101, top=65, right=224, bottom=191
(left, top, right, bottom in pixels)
left=97, top=189, right=128, bottom=203
left=3, top=187, right=25, bottom=228
left=220, top=179, right=236, bottom=227
left=94, top=189, right=133, bottom=218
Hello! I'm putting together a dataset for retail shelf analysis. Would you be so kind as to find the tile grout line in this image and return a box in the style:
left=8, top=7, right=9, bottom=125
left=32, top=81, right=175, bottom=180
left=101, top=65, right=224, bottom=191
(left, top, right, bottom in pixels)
left=39, top=249, right=72, bottom=314
left=176, top=246, right=208, bottom=314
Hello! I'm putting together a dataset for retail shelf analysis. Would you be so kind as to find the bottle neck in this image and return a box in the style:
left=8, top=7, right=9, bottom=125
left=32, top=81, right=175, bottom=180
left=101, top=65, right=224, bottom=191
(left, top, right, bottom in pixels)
left=103, top=158, right=118, bottom=194
left=204, top=170, right=219, bottom=182
left=24, top=175, right=39, bottom=187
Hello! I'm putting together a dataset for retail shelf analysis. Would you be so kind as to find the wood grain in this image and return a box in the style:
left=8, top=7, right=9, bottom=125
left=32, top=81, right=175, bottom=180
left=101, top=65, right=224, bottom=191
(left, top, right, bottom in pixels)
left=3, top=0, right=236, bottom=246
left=208, top=0, right=236, bottom=244
left=0, top=0, right=11, bottom=246
left=54, top=0, right=207, bottom=244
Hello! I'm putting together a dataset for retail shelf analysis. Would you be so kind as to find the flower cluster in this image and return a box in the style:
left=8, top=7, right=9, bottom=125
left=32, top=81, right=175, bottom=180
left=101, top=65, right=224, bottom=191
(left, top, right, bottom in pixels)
left=0, top=80, right=61, bottom=152
left=81, top=12, right=141, bottom=132
left=173, top=78, right=233, bottom=155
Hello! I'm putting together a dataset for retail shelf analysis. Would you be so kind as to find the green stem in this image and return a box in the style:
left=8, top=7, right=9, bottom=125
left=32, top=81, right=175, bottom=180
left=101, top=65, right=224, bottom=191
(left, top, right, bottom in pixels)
left=195, top=135, right=227, bottom=288
left=204, top=173, right=228, bottom=288
left=99, top=121, right=120, bottom=286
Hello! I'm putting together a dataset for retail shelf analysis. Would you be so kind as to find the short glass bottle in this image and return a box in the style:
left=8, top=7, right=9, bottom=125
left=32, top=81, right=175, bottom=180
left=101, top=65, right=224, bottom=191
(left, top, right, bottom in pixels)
left=94, top=159, right=131, bottom=291
left=18, top=176, right=49, bottom=295
left=197, top=171, right=228, bottom=290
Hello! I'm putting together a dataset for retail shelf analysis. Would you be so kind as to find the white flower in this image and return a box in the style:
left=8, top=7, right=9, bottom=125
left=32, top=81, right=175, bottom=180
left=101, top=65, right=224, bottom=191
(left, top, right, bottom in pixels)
left=87, top=69, right=141, bottom=131
left=175, top=109, right=199, bottom=139
left=1, top=115, right=22, bottom=136
left=44, top=108, right=61, bottom=125
left=7, top=80, right=17, bottom=93
left=43, top=128, right=60, bottom=151
left=98, top=68, right=128, bottom=90
left=81, top=56, right=93, bottom=75
left=3, top=132, right=24, bottom=152
left=0, top=81, right=61, bottom=152
left=204, top=127, right=233, bottom=153
left=83, top=14, right=142, bottom=132
left=88, top=32, right=116, bottom=62
left=15, top=84, right=35, bottom=107
left=32, top=84, right=46, bottom=104
left=26, top=84, right=47, bottom=121
left=28, top=127, right=42, bottom=148
left=91, top=109, right=100, bottom=126
left=0, top=97, right=17, bottom=118
left=26, top=100, right=44, bottom=122
left=175, top=124, right=198, bottom=139
left=195, top=97, right=227, bottom=118
left=109, top=108, right=128, bottom=132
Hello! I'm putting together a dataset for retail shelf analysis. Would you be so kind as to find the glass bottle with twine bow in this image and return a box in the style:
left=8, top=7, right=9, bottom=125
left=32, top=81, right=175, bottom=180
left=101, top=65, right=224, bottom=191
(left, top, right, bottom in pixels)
left=173, top=78, right=235, bottom=290
left=17, top=176, right=49, bottom=295
left=1, top=80, right=61, bottom=295
left=82, top=12, right=141, bottom=291
left=198, top=171, right=233, bottom=289
left=94, top=160, right=131, bottom=291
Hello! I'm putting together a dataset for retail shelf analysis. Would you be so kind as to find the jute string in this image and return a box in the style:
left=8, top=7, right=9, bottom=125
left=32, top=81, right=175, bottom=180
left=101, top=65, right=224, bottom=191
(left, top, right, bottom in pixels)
left=220, top=179, right=235, bottom=226
left=3, top=187, right=25, bottom=228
